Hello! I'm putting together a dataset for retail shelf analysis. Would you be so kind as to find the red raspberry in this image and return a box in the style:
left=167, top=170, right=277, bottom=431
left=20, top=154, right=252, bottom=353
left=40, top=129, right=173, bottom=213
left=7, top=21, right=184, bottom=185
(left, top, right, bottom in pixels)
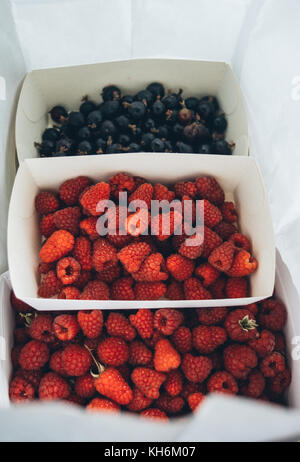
left=240, top=370, right=265, bottom=398
left=111, top=277, right=135, bottom=300
left=40, top=230, right=75, bottom=263
left=74, top=270, right=92, bottom=290
left=129, top=183, right=153, bottom=209
left=59, top=176, right=90, bottom=205
left=208, top=242, right=235, bottom=272
left=129, top=309, right=154, bottom=339
left=95, top=367, right=133, bottom=405
left=9, top=376, right=35, bottom=403
left=49, top=350, right=67, bottom=376
left=141, top=408, right=168, bottom=421
left=53, top=207, right=81, bottom=235
left=73, top=236, right=93, bottom=270
left=107, top=233, right=133, bottom=249
left=109, top=172, right=135, bottom=199
left=154, top=339, right=181, bottom=372
left=38, top=269, right=62, bottom=298
left=179, top=233, right=204, bottom=259
left=195, top=177, right=225, bottom=205
left=62, top=344, right=92, bottom=376
left=131, top=367, right=166, bottom=399
left=156, top=393, right=184, bottom=414
left=202, top=199, right=222, bottom=228
left=35, top=191, right=59, bottom=215
left=245, top=303, right=258, bottom=316
left=151, top=210, right=182, bottom=241
left=53, top=314, right=79, bottom=341
left=202, top=226, right=223, bottom=258
left=274, top=333, right=286, bottom=353
left=39, top=372, right=70, bottom=400
left=98, top=337, right=129, bottom=366
left=11, top=346, right=22, bottom=368
left=184, top=277, right=212, bottom=300
left=144, top=330, right=165, bottom=349
left=181, top=382, right=204, bottom=401
left=165, top=280, right=184, bottom=300
left=15, top=369, right=42, bottom=391
left=223, top=344, right=257, bottom=379
left=207, top=371, right=238, bottom=395
left=133, top=253, right=168, bottom=282
left=58, top=286, right=81, bottom=299
left=10, top=291, right=33, bottom=313
left=192, top=326, right=227, bottom=354
left=80, top=217, right=99, bottom=240
left=248, top=330, right=275, bottom=358
left=195, top=263, right=220, bottom=287
left=135, top=282, right=166, bottom=300
left=227, top=250, right=258, bottom=277
left=225, top=277, right=248, bottom=298
left=164, top=369, right=183, bottom=396
left=92, top=238, right=118, bottom=273
left=225, top=309, right=258, bottom=342
left=154, top=308, right=184, bottom=336
left=188, top=392, right=206, bottom=411
left=129, top=341, right=152, bottom=366
left=229, top=233, right=251, bottom=252
left=127, top=387, right=153, bottom=412
left=118, top=242, right=151, bottom=273
left=213, top=221, right=237, bottom=240
left=269, top=369, right=291, bottom=395
left=153, top=183, right=175, bottom=202
left=106, top=312, right=136, bottom=341
left=171, top=326, right=192, bottom=354
left=80, top=280, right=110, bottom=300
left=97, top=262, right=121, bottom=284
left=166, top=254, right=194, bottom=282
left=40, top=214, right=56, bottom=237
left=197, top=307, right=227, bottom=325
left=258, top=298, right=287, bottom=332
left=79, top=182, right=110, bottom=216
left=260, top=351, right=285, bottom=378
left=77, top=310, right=103, bottom=339
left=181, top=353, right=212, bottom=382
left=28, top=314, right=54, bottom=343
left=56, top=257, right=81, bottom=285
left=86, top=397, right=120, bottom=413
left=221, top=201, right=237, bottom=223
left=116, top=364, right=131, bottom=382
left=174, top=181, right=197, bottom=199
left=19, top=340, right=49, bottom=370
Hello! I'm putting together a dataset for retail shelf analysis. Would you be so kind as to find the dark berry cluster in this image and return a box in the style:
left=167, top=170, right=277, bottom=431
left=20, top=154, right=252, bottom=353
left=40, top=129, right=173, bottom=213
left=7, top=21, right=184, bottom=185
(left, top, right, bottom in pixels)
left=36, top=83, right=234, bottom=157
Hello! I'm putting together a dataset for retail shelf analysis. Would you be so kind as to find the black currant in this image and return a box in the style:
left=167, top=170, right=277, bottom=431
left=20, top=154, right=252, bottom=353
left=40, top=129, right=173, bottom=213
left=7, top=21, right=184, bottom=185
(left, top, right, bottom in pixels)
left=77, top=140, right=93, bottom=155
left=115, top=115, right=130, bottom=131
left=213, top=115, right=227, bottom=133
left=146, top=82, right=165, bottom=99
left=151, top=138, right=165, bottom=152
left=127, top=142, right=141, bottom=153
left=141, top=132, right=155, bottom=149
left=178, top=107, right=194, bottom=125
left=135, top=89, right=154, bottom=106
left=197, top=101, right=215, bottom=121
left=198, top=143, right=212, bottom=154
left=118, top=133, right=131, bottom=146
left=38, top=140, right=55, bottom=157
left=80, top=100, right=96, bottom=117
left=175, top=141, right=194, bottom=153
left=49, top=105, right=68, bottom=123
left=128, top=101, right=146, bottom=120
left=67, top=111, right=85, bottom=129
left=77, top=126, right=91, bottom=140
left=185, top=97, right=199, bottom=111
left=99, top=120, right=117, bottom=139
left=102, top=85, right=121, bottom=101
left=162, top=90, right=182, bottom=109
left=151, top=100, right=166, bottom=118
left=100, top=100, right=120, bottom=119
left=56, top=137, right=73, bottom=154
left=144, top=117, right=156, bottom=131
left=95, top=138, right=106, bottom=154
left=106, top=143, right=123, bottom=154
left=211, top=140, right=232, bottom=155
left=42, top=128, right=60, bottom=143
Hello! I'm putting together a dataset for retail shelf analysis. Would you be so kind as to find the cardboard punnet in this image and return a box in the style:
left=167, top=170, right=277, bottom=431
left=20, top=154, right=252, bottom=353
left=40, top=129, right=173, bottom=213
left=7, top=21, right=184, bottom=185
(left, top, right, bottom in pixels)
left=15, top=58, right=248, bottom=162
left=7, top=153, right=275, bottom=311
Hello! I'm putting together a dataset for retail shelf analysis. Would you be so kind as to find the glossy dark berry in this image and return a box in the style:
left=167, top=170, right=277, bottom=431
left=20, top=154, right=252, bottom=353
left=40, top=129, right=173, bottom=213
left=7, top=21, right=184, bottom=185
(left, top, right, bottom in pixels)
left=141, top=132, right=155, bottom=149
left=101, top=100, right=120, bottom=119
left=42, top=128, right=60, bottom=143
left=135, top=90, right=154, bottom=106
left=99, top=120, right=117, bottom=139
left=87, top=110, right=102, bottom=128
left=163, top=91, right=182, bottom=110
left=198, top=143, right=211, bottom=154
left=128, top=101, right=146, bottom=120
left=197, top=101, right=215, bottom=121
left=172, top=123, right=184, bottom=138
left=56, top=138, right=73, bottom=154
left=49, top=105, right=68, bottom=123
left=175, top=142, right=194, bottom=153
left=67, top=111, right=85, bottom=129
left=115, top=115, right=130, bottom=131
left=77, top=126, right=91, bottom=141
left=95, top=138, right=106, bottom=154
left=80, top=100, right=97, bottom=117
left=213, top=115, right=227, bottom=133
left=121, top=95, right=134, bottom=108
left=146, top=82, right=165, bottom=99
left=77, top=140, right=93, bottom=155
left=102, top=85, right=121, bottom=101
left=118, top=133, right=131, bottom=146
left=151, top=138, right=165, bottom=152
left=144, top=118, right=156, bottom=131
left=151, top=100, right=166, bottom=118
left=185, top=97, right=199, bottom=111
left=211, top=140, right=232, bottom=155
left=39, top=140, right=55, bottom=157
left=200, top=96, right=219, bottom=112
left=157, top=125, right=169, bottom=139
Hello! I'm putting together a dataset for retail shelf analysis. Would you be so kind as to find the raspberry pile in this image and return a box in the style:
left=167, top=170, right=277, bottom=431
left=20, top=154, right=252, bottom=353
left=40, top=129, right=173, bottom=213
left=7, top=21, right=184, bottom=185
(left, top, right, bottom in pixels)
left=35, top=173, right=258, bottom=300
left=36, top=84, right=234, bottom=158
left=9, top=292, right=290, bottom=420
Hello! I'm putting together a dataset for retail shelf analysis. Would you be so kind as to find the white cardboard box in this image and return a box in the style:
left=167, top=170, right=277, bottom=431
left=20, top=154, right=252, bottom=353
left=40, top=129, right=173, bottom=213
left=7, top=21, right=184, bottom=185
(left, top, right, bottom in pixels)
left=15, top=58, right=248, bottom=162
left=7, top=153, right=275, bottom=311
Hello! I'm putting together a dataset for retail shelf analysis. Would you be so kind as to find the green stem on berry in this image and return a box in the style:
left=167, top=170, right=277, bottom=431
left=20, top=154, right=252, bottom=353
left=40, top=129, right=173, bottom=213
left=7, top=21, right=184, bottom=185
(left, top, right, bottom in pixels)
left=238, top=315, right=258, bottom=331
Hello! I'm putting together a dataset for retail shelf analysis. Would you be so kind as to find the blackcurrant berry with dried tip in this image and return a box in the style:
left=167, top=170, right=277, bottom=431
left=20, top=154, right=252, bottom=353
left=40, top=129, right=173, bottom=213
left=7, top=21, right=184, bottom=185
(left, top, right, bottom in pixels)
left=185, top=97, right=199, bottom=111
left=42, top=128, right=60, bottom=143
left=102, top=85, right=121, bottom=101
left=197, top=101, right=215, bottom=121
left=178, top=107, right=193, bottom=125
left=200, top=96, right=219, bottom=111
left=49, top=105, right=68, bottom=123
left=213, top=115, right=227, bottom=133
left=101, top=100, right=120, bottom=119
left=163, top=90, right=183, bottom=110
left=165, top=109, right=178, bottom=125
left=77, top=140, right=93, bottom=155
left=144, top=117, right=156, bottom=131
left=118, top=133, right=131, bottom=146
left=151, top=138, right=165, bottom=152
left=146, top=82, right=165, bottom=99
left=157, top=125, right=169, bottom=139
left=77, top=126, right=91, bottom=141
left=99, top=120, right=117, bottom=139
left=95, top=138, right=106, bottom=154
left=151, top=100, right=166, bottom=118
left=127, top=142, right=141, bottom=153
left=211, top=139, right=232, bottom=155
left=141, top=132, right=155, bottom=149
left=67, top=111, right=85, bottom=129
left=172, top=123, right=184, bottom=138
left=39, top=140, right=55, bottom=157
left=135, top=90, right=154, bottom=106
left=56, top=137, right=73, bottom=154
left=128, top=101, right=146, bottom=120
left=80, top=100, right=96, bottom=117
left=115, top=115, right=130, bottom=131
left=87, top=110, right=102, bottom=128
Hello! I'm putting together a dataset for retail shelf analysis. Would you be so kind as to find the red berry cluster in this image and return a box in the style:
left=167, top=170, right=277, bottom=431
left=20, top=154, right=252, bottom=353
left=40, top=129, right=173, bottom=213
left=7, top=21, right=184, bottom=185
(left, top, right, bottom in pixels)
left=35, top=173, right=258, bottom=300
left=9, top=291, right=290, bottom=420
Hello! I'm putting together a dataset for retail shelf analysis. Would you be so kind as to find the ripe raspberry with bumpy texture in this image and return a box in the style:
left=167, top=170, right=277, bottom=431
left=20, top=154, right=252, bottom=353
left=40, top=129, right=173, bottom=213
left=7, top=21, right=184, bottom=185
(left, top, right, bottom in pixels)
left=195, top=177, right=225, bottom=205
left=86, top=397, right=120, bottom=413
left=56, top=257, right=81, bottom=285
left=154, top=308, right=184, bottom=336
left=260, top=352, right=285, bottom=378
left=195, top=263, right=220, bottom=287
left=111, top=277, right=135, bottom=300
left=154, top=339, right=181, bottom=372
left=188, top=392, right=206, bottom=411
left=58, top=286, right=81, bottom=299
left=202, top=199, right=222, bottom=228
left=109, top=173, right=135, bottom=199
left=94, top=367, right=133, bottom=405
left=59, top=176, right=90, bottom=206
left=229, top=233, right=251, bottom=252
left=40, top=230, right=75, bottom=263
left=75, top=374, right=96, bottom=398
left=181, top=353, right=212, bottom=383
left=258, top=298, right=287, bottom=332
left=35, top=191, right=59, bottom=215
left=49, top=350, right=67, bottom=376
left=79, top=182, right=110, bottom=216
left=118, top=242, right=151, bottom=273
left=19, top=340, right=49, bottom=370
left=179, top=233, right=204, bottom=259
left=129, top=309, right=154, bottom=339
left=214, top=221, right=236, bottom=240
left=131, top=367, right=166, bottom=399
left=107, top=233, right=133, bottom=249
left=174, top=181, right=197, bottom=199
left=73, top=236, right=93, bottom=270
left=181, top=382, right=204, bottom=401
left=80, top=280, right=109, bottom=300
left=9, top=376, right=35, bottom=403
left=97, top=262, right=121, bottom=284
left=11, top=291, right=33, bottom=313
left=62, top=344, right=92, bottom=376
left=165, top=280, right=184, bottom=300
left=164, top=369, right=183, bottom=396
left=184, top=277, right=212, bottom=300
left=156, top=394, right=184, bottom=414
left=135, top=282, right=166, bottom=300
left=197, top=307, right=227, bottom=325
left=53, top=207, right=81, bottom=235
left=193, top=326, right=227, bottom=354
left=77, top=310, right=103, bottom=339
left=221, top=201, right=237, bottom=223
left=38, top=270, right=62, bottom=298
left=245, top=303, right=258, bottom=316
left=15, top=369, right=42, bottom=391
left=29, top=314, right=54, bottom=343
left=39, top=372, right=70, bottom=400
left=53, top=314, right=79, bottom=341
left=207, top=371, right=238, bottom=395
left=202, top=226, right=223, bottom=258
left=208, top=242, right=235, bottom=272
left=153, top=183, right=175, bottom=202
left=166, top=254, right=195, bottom=282
left=133, top=253, right=168, bottom=282
left=80, top=217, right=99, bottom=240
left=92, top=238, right=117, bottom=273
left=227, top=250, right=258, bottom=277
left=98, top=337, right=129, bottom=366
left=40, top=214, right=56, bottom=237
left=240, top=370, right=265, bottom=398
left=127, top=387, right=153, bottom=411
left=129, top=183, right=153, bottom=209
left=151, top=210, right=182, bottom=241
left=248, top=330, right=275, bottom=358
left=225, top=277, right=248, bottom=298
left=223, top=344, right=257, bottom=379
left=225, top=309, right=258, bottom=342
left=141, top=408, right=168, bottom=421
left=269, top=369, right=291, bottom=395
left=106, top=312, right=136, bottom=341
left=171, top=326, right=192, bottom=354
left=129, top=341, right=152, bottom=366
